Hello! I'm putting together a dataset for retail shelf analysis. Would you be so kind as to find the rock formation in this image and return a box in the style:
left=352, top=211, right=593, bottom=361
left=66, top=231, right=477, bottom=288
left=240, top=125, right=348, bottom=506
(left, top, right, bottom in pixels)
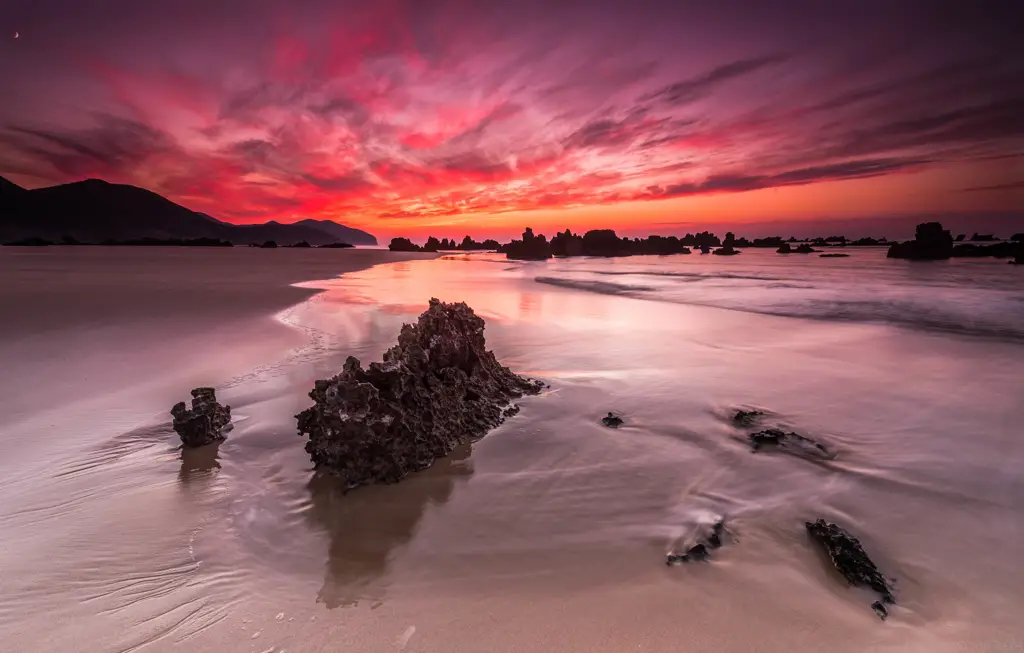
left=820, top=253, right=850, bottom=258
left=666, top=518, right=727, bottom=564
left=733, top=409, right=764, bottom=426
left=805, top=519, right=895, bottom=619
left=171, top=387, right=232, bottom=448
left=295, top=299, right=544, bottom=488
left=794, top=243, right=817, bottom=253
left=776, top=242, right=792, bottom=253
left=887, top=222, right=953, bottom=260
left=601, top=412, right=624, bottom=428
left=500, top=228, right=553, bottom=260
left=749, top=428, right=832, bottom=459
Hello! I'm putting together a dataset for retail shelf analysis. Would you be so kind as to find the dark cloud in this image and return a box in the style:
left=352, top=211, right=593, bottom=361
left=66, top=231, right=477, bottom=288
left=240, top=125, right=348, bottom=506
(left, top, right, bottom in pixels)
left=647, top=156, right=928, bottom=199
left=640, top=54, right=788, bottom=106
left=4, top=114, right=172, bottom=177
left=962, top=181, right=1024, bottom=192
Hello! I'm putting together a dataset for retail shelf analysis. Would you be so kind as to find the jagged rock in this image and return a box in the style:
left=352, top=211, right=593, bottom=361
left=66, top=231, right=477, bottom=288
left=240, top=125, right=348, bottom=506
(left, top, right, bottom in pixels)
left=171, top=387, right=231, bottom=448
left=601, top=412, right=624, bottom=428
left=794, top=243, right=817, bottom=253
left=667, top=518, right=727, bottom=564
left=806, top=519, right=895, bottom=619
left=733, top=409, right=764, bottom=426
left=887, top=222, right=953, bottom=260
left=499, top=228, right=553, bottom=260
left=295, top=299, right=544, bottom=488
left=749, top=428, right=832, bottom=459
left=777, top=243, right=792, bottom=253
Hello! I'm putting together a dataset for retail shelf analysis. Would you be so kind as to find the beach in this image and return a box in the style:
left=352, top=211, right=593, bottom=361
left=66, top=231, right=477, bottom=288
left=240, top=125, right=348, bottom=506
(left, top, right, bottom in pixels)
left=0, top=247, right=1022, bottom=652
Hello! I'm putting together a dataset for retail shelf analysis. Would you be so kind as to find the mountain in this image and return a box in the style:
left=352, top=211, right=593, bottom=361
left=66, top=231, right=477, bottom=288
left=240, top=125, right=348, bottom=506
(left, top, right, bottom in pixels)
left=293, top=218, right=377, bottom=246
left=0, top=177, right=376, bottom=246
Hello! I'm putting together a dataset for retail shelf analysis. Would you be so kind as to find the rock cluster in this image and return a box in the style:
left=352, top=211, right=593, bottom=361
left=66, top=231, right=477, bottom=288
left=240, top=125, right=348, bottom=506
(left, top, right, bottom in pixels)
left=171, top=387, right=232, bottom=448
left=806, top=519, right=895, bottom=618
left=295, top=299, right=544, bottom=488
left=887, top=222, right=954, bottom=260
left=500, top=228, right=553, bottom=260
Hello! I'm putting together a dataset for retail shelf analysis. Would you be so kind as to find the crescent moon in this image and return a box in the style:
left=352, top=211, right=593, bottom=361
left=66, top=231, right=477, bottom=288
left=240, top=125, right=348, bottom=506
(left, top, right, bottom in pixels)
left=13, top=32, right=19, bottom=39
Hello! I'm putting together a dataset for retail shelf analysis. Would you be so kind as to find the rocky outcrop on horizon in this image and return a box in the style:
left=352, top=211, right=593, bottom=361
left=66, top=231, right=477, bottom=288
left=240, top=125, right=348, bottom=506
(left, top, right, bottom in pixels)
left=887, top=222, right=954, bottom=260
left=499, top=228, right=553, bottom=260
left=295, top=299, right=544, bottom=488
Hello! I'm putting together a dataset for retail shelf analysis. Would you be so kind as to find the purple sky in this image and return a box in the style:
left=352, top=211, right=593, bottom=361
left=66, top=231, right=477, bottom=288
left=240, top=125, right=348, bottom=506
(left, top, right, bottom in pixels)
left=1, top=0, right=1021, bottom=238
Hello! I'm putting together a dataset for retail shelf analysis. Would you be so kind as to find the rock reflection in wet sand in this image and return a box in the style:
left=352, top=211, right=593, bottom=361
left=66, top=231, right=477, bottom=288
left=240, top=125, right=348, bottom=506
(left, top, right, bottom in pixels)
left=307, top=444, right=474, bottom=608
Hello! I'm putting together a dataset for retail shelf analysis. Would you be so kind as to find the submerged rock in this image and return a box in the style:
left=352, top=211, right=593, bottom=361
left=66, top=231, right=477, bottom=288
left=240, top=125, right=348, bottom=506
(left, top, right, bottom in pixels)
left=171, top=387, right=231, bottom=448
left=749, top=428, right=832, bottom=459
left=666, top=518, right=727, bottom=564
left=805, top=519, right=895, bottom=618
left=601, top=412, right=624, bottom=428
left=733, top=409, right=764, bottom=426
left=820, top=253, right=850, bottom=258
left=295, top=299, right=544, bottom=488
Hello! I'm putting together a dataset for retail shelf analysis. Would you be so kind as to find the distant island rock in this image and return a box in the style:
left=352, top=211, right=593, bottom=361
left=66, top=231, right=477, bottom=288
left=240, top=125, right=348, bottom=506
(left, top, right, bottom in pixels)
left=171, top=388, right=232, bottom=448
left=295, top=299, right=544, bottom=489
left=0, top=176, right=376, bottom=247
left=499, top=228, right=553, bottom=260
left=887, top=222, right=954, bottom=260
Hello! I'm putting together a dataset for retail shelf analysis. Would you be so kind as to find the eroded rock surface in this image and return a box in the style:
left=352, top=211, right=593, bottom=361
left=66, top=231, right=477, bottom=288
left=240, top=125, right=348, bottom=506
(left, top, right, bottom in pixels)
left=171, top=387, right=231, bottom=448
left=296, top=299, right=544, bottom=488
left=806, top=519, right=895, bottom=619
left=749, top=428, right=832, bottom=459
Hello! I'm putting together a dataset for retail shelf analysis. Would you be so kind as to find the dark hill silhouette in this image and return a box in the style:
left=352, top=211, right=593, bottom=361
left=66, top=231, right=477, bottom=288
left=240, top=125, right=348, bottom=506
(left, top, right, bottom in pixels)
left=0, top=176, right=375, bottom=246
left=293, top=218, right=377, bottom=246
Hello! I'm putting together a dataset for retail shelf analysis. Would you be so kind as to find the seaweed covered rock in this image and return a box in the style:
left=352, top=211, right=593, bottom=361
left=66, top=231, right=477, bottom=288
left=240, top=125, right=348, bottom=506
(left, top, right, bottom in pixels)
left=667, top=518, right=727, bottom=564
left=171, top=387, right=231, bottom=448
left=806, top=519, right=895, bottom=618
left=295, top=299, right=544, bottom=488
left=749, top=428, right=832, bottom=459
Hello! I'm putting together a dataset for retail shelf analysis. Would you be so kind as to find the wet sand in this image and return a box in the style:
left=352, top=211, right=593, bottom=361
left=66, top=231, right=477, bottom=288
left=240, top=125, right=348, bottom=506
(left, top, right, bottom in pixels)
left=1, top=249, right=1022, bottom=652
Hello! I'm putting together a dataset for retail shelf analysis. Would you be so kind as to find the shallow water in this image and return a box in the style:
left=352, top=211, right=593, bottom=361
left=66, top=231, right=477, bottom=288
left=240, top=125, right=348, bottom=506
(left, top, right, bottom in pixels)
left=0, top=247, right=1022, bottom=652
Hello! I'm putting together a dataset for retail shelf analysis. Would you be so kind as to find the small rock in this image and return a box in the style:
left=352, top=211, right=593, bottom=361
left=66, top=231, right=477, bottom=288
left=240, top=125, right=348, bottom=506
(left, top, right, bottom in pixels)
left=667, top=518, right=727, bottom=564
left=806, top=519, right=895, bottom=619
left=171, top=387, right=231, bottom=448
left=749, top=428, right=832, bottom=459
left=275, top=612, right=285, bottom=621
left=733, top=409, right=764, bottom=426
left=601, top=412, right=624, bottom=428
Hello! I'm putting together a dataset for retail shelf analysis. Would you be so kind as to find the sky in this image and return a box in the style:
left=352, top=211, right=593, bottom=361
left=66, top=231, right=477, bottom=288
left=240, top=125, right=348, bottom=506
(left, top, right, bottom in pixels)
left=1, top=0, right=1022, bottom=239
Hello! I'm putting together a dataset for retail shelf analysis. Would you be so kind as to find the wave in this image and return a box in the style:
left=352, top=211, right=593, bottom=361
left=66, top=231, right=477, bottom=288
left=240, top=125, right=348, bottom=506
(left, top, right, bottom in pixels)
left=534, top=275, right=1024, bottom=343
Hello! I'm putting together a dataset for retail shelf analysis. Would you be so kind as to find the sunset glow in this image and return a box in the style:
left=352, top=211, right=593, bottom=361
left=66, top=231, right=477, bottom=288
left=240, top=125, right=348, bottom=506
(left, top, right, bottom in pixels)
left=1, top=1, right=1021, bottom=239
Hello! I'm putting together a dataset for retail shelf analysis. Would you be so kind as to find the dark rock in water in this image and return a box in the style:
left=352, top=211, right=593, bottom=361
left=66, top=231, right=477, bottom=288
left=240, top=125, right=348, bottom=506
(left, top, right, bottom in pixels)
left=171, top=387, right=231, bottom=448
left=601, top=412, right=624, bottom=428
left=805, top=519, right=895, bottom=619
left=820, top=253, right=850, bottom=258
left=776, top=243, right=792, bottom=253
left=887, top=222, right=953, bottom=260
left=794, top=243, right=817, bottom=253
left=295, top=299, right=544, bottom=488
left=500, top=227, right=553, bottom=260
left=733, top=409, right=764, bottom=426
left=749, top=428, right=832, bottom=459
left=667, top=518, right=727, bottom=564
